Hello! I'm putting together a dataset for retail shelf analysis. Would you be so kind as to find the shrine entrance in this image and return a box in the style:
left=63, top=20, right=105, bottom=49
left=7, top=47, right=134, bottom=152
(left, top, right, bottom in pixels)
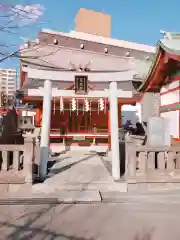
left=24, top=68, right=136, bottom=181
left=69, top=107, right=91, bottom=133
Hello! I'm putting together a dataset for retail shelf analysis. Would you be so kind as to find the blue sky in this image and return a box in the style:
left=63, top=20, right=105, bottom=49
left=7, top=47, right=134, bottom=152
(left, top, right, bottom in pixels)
left=1, top=0, right=180, bottom=69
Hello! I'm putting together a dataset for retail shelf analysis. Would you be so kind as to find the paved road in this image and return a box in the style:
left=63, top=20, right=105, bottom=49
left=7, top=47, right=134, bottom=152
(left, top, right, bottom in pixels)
left=1, top=202, right=180, bottom=240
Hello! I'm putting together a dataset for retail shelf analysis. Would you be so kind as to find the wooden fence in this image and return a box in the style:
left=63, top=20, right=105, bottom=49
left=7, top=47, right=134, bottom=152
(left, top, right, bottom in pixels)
left=126, top=137, right=180, bottom=184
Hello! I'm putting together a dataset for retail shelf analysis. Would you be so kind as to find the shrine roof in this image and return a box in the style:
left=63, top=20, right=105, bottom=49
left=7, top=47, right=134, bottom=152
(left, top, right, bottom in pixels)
left=42, top=29, right=155, bottom=53
left=20, top=29, right=155, bottom=90
left=20, top=43, right=153, bottom=79
left=21, top=28, right=155, bottom=64
left=20, top=44, right=136, bottom=72
left=137, top=32, right=180, bottom=92
left=18, top=76, right=141, bottom=98
left=160, top=32, right=180, bottom=54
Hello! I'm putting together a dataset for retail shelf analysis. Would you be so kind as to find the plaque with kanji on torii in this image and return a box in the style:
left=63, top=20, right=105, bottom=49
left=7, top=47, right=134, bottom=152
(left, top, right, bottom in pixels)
left=75, top=75, right=88, bottom=94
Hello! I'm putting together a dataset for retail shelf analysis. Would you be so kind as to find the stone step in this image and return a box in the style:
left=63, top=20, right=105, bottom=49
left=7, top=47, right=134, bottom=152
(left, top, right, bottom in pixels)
left=0, top=190, right=102, bottom=204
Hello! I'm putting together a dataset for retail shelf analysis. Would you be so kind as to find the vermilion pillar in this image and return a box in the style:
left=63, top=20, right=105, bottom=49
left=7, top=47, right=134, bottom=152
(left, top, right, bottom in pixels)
left=35, top=107, right=41, bottom=127
left=118, top=104, right=122, bottom=128
left=108, top=103, right=122, bottom=149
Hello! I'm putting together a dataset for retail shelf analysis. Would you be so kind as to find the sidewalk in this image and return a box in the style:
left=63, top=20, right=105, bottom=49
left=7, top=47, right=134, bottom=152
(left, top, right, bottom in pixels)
left=2, top=196, right=180, bottom=240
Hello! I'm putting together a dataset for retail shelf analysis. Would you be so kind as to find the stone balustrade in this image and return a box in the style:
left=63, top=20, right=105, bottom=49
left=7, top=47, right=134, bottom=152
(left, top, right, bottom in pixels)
left=126, top=136, right=180, bottom=187
left=0, top=136, right=36, bottom=185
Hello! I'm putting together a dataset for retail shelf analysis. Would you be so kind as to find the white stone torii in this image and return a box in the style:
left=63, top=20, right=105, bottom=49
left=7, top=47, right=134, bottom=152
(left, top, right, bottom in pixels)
left=38, top=80, right=122, bottom=181
left=109, top=81, right=120, bottom=180
left=28, top=88, right=132, bottom=98
left=39, top=79, right=52, bottom=181
left=26, top=69, right=135, bottom=181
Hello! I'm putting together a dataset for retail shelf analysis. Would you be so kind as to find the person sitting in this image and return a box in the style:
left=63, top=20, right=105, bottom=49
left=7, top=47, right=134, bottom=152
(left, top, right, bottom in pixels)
left=133, top=122, right=145, bottom=136
left=123, top=120, right=134, bottom=134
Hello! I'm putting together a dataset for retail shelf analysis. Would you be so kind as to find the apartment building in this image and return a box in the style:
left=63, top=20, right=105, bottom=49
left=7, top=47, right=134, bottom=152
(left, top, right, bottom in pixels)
left=0, top=68, right=16, bottom=96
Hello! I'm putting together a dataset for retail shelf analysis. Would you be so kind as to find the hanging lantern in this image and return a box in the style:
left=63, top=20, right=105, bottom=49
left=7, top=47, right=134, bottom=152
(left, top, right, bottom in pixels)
left=84, top=98, right=90, bottom=112
left=99, top=98, right=104, bottom=111
left=53, top=97, right=56, bottom=114
left=71, top=98, right=76, bottom=111
left=60, top=97, right=64, bottom=113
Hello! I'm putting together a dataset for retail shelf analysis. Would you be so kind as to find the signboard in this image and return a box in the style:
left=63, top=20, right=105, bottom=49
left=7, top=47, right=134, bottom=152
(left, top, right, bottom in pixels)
left=75, top=75, right=88, bottom=94
left=147, top=117, right=171, bottom=147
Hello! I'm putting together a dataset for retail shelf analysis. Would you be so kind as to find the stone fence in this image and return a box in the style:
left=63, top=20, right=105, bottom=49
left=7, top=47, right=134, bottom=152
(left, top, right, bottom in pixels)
left=126, top=135, right=180, bottom=191
left=0, top=136, right=39, bottom=194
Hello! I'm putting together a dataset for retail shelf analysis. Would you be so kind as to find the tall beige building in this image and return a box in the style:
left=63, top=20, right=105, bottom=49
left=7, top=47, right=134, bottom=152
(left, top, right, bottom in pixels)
left=75, top=8, right=111, bottom=37
left=0, top=68, right=16, bottom=96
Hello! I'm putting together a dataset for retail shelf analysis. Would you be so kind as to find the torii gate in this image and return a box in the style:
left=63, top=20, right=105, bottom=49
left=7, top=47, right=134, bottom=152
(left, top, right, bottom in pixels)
left=24, top=67, right=137, bottom=181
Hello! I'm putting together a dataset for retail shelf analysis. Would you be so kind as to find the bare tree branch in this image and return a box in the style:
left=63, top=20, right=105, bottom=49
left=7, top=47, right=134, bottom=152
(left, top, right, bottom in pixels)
left=0, top=2, right=45, bottom=63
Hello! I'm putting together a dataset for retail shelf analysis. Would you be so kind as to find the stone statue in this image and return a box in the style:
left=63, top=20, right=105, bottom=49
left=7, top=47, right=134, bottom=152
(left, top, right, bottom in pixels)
left=0, top=107, right=24, bottom=144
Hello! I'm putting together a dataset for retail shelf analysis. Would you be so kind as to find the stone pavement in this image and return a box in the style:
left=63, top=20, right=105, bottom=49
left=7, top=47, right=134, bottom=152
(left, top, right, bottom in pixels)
left=32, top=151, right=126, bottom=195
left=3, top=189, right=180, bottom=205
left=0, top=150, right=126, bottom=203
left=1, top=202, right=180, bottom=239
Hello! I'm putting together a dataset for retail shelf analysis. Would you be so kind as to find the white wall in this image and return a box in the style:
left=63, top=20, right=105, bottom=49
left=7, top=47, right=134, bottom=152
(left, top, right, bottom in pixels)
left=135, top=103, right=142, bottom=123
left=121, top=105, right=140, bottom=126
left=161, top=81, right=179, bottom=93
left=161, top=81, right=180, bottom=106
left=161, top=90, right=180, bottom=105
left=161, top=110, right=179, bottom=138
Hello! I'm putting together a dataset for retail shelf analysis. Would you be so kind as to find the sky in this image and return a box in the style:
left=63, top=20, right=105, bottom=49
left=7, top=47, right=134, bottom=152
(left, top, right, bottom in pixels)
left=1, top=0, right=180, bottom=69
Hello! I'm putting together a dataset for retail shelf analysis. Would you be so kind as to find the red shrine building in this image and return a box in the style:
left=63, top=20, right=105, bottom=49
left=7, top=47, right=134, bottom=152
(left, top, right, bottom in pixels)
left=137, top=31, right=180, bottom=140
left=18, top=8, right=155, bottom=146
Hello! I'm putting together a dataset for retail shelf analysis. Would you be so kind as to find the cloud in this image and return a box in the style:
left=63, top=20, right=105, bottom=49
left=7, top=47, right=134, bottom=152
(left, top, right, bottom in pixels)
left=9, top=4, right=45, bottom=26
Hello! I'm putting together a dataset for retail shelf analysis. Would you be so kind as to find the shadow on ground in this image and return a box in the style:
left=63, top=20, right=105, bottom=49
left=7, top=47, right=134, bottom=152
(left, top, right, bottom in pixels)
left=133, top=227, right=155, bottom=240
left=0, top=204, right=95, bottom=240
left=47, top=153, right=96, bottom=178
left=0, top=204, right=157, bottom=240
left=33, top=155, right=72, bottom=183
left=47, top=156, right=71, bottom=173
left=101, top=142, right=126, bottom=178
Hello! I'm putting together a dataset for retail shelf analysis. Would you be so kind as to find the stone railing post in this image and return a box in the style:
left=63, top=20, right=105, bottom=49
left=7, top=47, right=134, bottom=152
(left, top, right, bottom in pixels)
left=24, top=136, right=35, bottom=184
left=35, top=137, right=40, bottom=164
left=125, top=134, right=136, bottom=181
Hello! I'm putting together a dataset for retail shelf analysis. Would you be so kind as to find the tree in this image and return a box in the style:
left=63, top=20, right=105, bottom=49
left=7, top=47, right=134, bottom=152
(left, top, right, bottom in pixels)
left=0, top=2, right=44, bottom=63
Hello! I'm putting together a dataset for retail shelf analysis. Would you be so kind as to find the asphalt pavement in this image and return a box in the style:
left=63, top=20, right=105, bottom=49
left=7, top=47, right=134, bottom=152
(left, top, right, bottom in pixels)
left=0, top=201, right=180, bottom=240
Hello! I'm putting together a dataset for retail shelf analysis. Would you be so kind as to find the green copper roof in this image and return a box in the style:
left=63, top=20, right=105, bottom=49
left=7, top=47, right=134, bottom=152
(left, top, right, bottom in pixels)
left=137, top=32, right=180, bottom=92
left=160, top=32, right=180, bottom=53
left=160, top=38, right=180, bottom=55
